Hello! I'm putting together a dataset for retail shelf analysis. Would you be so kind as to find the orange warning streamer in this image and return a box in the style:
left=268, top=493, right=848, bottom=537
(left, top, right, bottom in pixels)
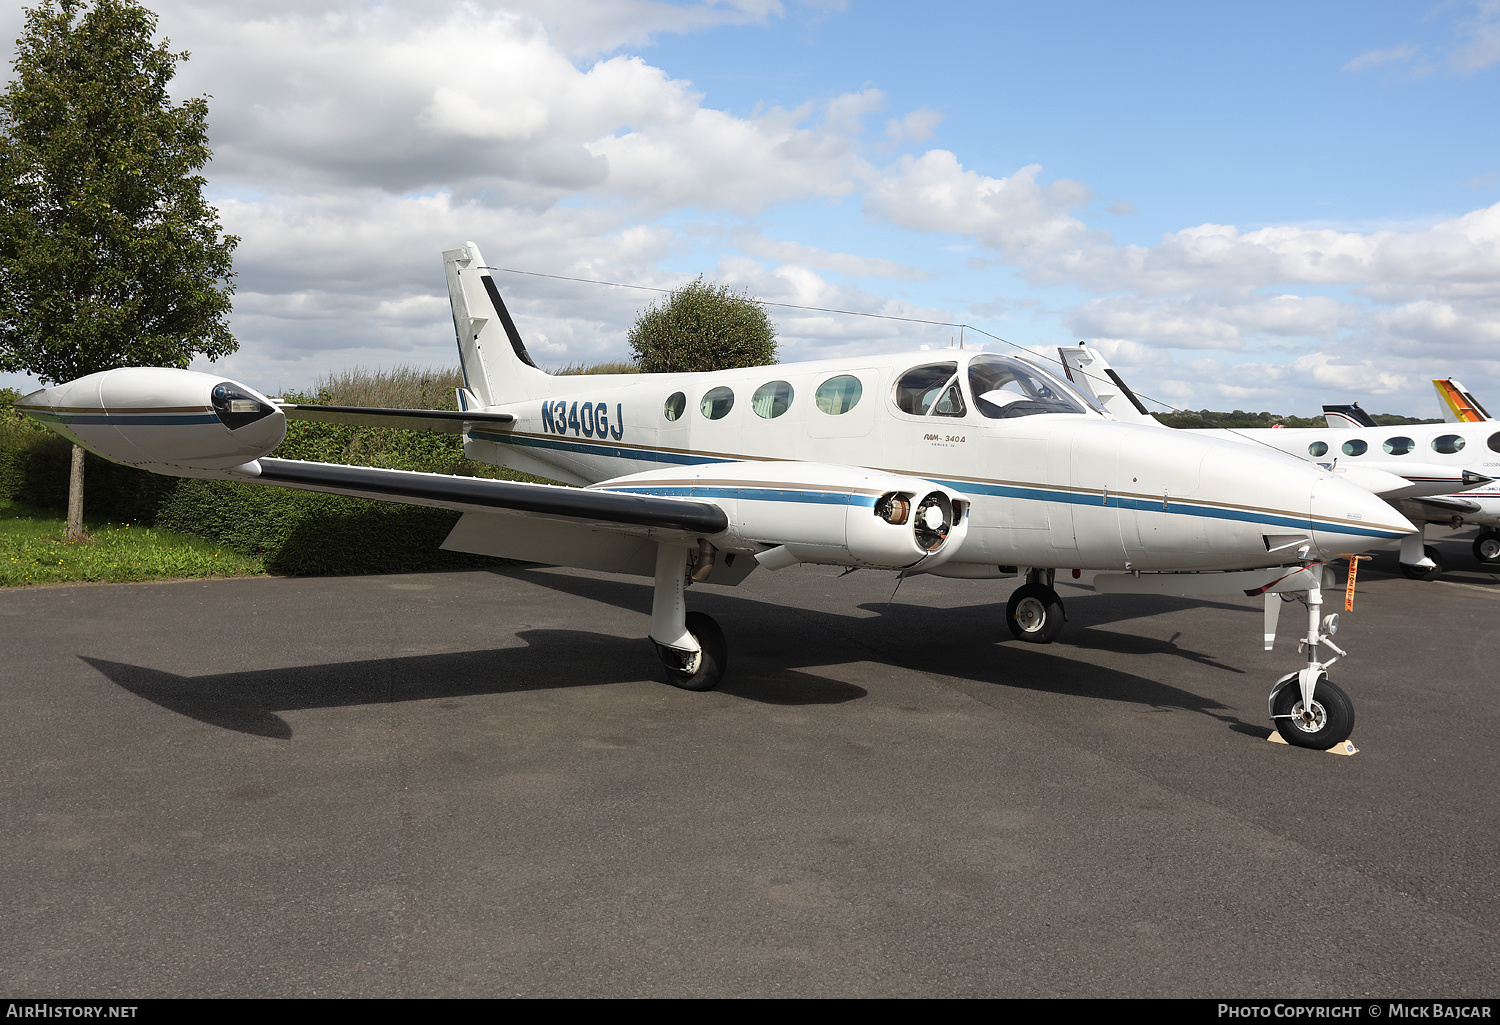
left=1345, top=555, right=1371, bottom=610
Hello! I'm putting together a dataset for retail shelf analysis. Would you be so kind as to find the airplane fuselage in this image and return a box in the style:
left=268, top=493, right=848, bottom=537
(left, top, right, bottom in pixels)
left=465, top=350, right=1411, bottom=573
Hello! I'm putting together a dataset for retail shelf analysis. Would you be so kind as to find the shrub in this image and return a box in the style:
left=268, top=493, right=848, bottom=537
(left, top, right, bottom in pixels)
left=628, top=277, right=777, bottom=374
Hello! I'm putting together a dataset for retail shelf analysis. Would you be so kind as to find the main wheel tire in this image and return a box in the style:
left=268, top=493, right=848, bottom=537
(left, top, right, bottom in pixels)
left=657, top=611, right=727, bottom=691
left=1400, top=545, right=1444, bottom=581
left=1272, top=674, right=1355, bottom=749
left=1474, top=531, right=1500, bottom=566
left=1005, top=583, right=1065, bottom=644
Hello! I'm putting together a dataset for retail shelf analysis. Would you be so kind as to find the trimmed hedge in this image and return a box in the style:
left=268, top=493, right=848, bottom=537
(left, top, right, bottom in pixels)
left=1, top=412, right=178, bottom=524
left=0, top=402, right=543, bottom=576
left=153, top=479, right=496, bottom=576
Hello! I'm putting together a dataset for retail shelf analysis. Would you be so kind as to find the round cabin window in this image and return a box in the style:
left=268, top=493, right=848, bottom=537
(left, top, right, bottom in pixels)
left=1489, top=431, right=1500, bottom=453
left=1308, top=441, right=1328, bottom=457
left=1382, top=436, right=1414, bottom=455
left=1342, top=439, right=1368, bottom=456
left=751, top=381, right=794, bottom=418
left=1432, top=434, right=1466, bottom=454
left=700, top=386, right=734, bottom=420
left=663, top=392, right=686, bottom=422
left=815, top=375, right=862, bottom=415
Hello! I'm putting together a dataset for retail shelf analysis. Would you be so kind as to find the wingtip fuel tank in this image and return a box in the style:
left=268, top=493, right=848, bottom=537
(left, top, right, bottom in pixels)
left=16, top=367, right=285, bottom=477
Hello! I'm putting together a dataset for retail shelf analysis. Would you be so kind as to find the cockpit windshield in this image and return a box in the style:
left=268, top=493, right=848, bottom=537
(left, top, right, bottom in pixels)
left=967, top=355, right=1089, bottom=419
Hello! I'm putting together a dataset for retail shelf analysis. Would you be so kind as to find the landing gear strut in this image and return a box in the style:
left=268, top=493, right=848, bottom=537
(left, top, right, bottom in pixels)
left=650, top=543, right=727, bottom=691
left=1267, top=579, right=1355, bottom=749
left=1399, top=527, right=1443, bottom=580
left=1006, top=568, right=1066, bottom=644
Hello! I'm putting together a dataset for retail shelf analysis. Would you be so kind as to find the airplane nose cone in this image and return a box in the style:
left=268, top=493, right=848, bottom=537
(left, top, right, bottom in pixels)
left=1309, top=474, right=1416, bottom=561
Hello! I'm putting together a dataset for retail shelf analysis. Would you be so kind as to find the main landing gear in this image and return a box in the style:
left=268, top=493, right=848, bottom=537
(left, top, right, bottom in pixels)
left=650, top=542, right=728, bottom=691
left=1006, top=568, right=1067, bottom=644
left=1474, top=529, right=1500, bottom=567
left=1266, top=578, right=1355, bottom=749
left=1399, top=526, right=1443, bottom=580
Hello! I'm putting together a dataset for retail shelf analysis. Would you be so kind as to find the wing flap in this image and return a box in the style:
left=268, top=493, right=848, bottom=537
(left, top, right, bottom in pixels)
left=439, top=511, right=758, bottom=582
left=249, top=458, right=728, bottom=534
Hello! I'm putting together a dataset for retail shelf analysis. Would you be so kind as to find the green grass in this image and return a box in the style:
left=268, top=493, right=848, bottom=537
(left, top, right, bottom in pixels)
left=0, top=499, right=264, bottom=587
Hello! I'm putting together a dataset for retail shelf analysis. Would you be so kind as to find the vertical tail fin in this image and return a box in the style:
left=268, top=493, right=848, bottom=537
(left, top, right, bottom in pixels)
left=444, top=242, right=554, bottom=407
left=1433, top=378, right=1492, bottom=423
left=1322, top=403, right=1378, bottom=429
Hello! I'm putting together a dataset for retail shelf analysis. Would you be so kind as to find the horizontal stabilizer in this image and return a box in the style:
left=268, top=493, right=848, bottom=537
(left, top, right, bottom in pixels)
left=277, top=403, right=514, bottom=434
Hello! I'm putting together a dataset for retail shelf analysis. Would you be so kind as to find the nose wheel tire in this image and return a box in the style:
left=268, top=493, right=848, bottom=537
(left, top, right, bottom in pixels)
left=1006, top=583, right=1065, bottom=644
left=1400, top=545, right=1445, bottom=581
left=655, top=611, right=727, bottom=691
left=1474, top=531, right=1500, bottom=566
left=1271, top=674, right=1355, bottom=749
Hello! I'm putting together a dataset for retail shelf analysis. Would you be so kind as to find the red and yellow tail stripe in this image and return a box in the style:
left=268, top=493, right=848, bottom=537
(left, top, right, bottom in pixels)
left=1433, top=379, right=1491, bottom=423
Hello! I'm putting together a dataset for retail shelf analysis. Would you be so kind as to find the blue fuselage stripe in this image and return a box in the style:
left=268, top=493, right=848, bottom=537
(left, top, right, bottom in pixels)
left=27, top=411, right=222, bottom=427
left=473, top=429, right=1404, bottom=540
left=602, top=485, right=878, bottom=507
left=472, top=430, right=718, bottom=466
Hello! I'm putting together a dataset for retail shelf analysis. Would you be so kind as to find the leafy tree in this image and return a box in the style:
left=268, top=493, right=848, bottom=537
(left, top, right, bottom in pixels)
left=628, top=277, right=777, bottom=374
left=0, top=0, right=238, bottom=540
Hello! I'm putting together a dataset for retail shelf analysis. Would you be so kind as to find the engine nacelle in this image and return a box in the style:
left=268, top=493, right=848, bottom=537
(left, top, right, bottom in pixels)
left=593, top=461, right=971, bottom=570
left=16, top=367, right=285, bottom=477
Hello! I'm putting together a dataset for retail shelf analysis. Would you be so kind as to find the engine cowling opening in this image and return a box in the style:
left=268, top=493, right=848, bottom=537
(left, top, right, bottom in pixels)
left=914, top=491, right=953, bottom=551
left=875, top=492, right=912, bottom=525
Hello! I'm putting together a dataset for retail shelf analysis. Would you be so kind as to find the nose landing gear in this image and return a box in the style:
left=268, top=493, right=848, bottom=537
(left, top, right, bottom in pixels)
left=1266, top=578, right=1355, bottom=749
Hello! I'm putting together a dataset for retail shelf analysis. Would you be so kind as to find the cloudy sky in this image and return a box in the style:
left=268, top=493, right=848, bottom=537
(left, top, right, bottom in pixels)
left=3, top=0, right=1499, bottom=417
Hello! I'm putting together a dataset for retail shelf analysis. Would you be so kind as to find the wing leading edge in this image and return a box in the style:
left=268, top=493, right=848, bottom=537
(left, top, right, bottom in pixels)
left=246, top=458, right=729, bottom=534
left=276, top=403, right=516, bottom=434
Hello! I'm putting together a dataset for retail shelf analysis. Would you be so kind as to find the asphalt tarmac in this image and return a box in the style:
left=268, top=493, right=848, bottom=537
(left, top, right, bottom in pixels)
left=2, top=527, right=1496, bottom=998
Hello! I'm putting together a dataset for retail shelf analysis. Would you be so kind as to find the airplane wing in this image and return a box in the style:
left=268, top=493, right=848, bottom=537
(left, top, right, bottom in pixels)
left=276, top=403, right=516, bottom=435
left=1411, top=494, right=1483, bottom=514
left=245, top=457, right=726, bottom=534
left=241, top=457, right=754, bottom=581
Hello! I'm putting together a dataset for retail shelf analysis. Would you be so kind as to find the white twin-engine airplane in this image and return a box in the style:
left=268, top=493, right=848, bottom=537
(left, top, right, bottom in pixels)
left=17, top=242, right=1416, bottom=749
left=1318, top=393, right=1500, bottom=573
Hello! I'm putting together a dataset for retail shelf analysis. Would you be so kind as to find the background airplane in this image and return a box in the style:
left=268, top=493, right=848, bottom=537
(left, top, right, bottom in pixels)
left=1058, top=345, right=1498, bottom=578
left=1432, top=378, right=1493, bottom=425
left=17, top=242, right=1416, bottom=748
left=1320, top=385, right=1499, bottom=571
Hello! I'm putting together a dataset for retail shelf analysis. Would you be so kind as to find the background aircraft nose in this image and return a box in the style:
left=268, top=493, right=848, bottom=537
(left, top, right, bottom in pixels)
left=1309, top=474, right=1416, bottom=561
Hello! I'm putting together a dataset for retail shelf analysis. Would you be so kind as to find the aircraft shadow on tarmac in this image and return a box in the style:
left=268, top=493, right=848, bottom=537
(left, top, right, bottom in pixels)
left=77, top=567, right=1284, bottom=740
left=500, top=568, right=1247, bottom=721
left=78, top=627, right=878, bottom=740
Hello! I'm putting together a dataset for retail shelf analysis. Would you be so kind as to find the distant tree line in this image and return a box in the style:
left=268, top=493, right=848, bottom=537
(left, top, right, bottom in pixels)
left=1153, top=409, right=1441, bottom=430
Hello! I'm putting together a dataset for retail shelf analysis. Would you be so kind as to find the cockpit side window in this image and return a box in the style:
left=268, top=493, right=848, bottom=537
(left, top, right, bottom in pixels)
left=932, top=381, right=966, bottom=417
left=967, top=355, right=1088, bottom=418
left=895, top=363, right=959, bottom=416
